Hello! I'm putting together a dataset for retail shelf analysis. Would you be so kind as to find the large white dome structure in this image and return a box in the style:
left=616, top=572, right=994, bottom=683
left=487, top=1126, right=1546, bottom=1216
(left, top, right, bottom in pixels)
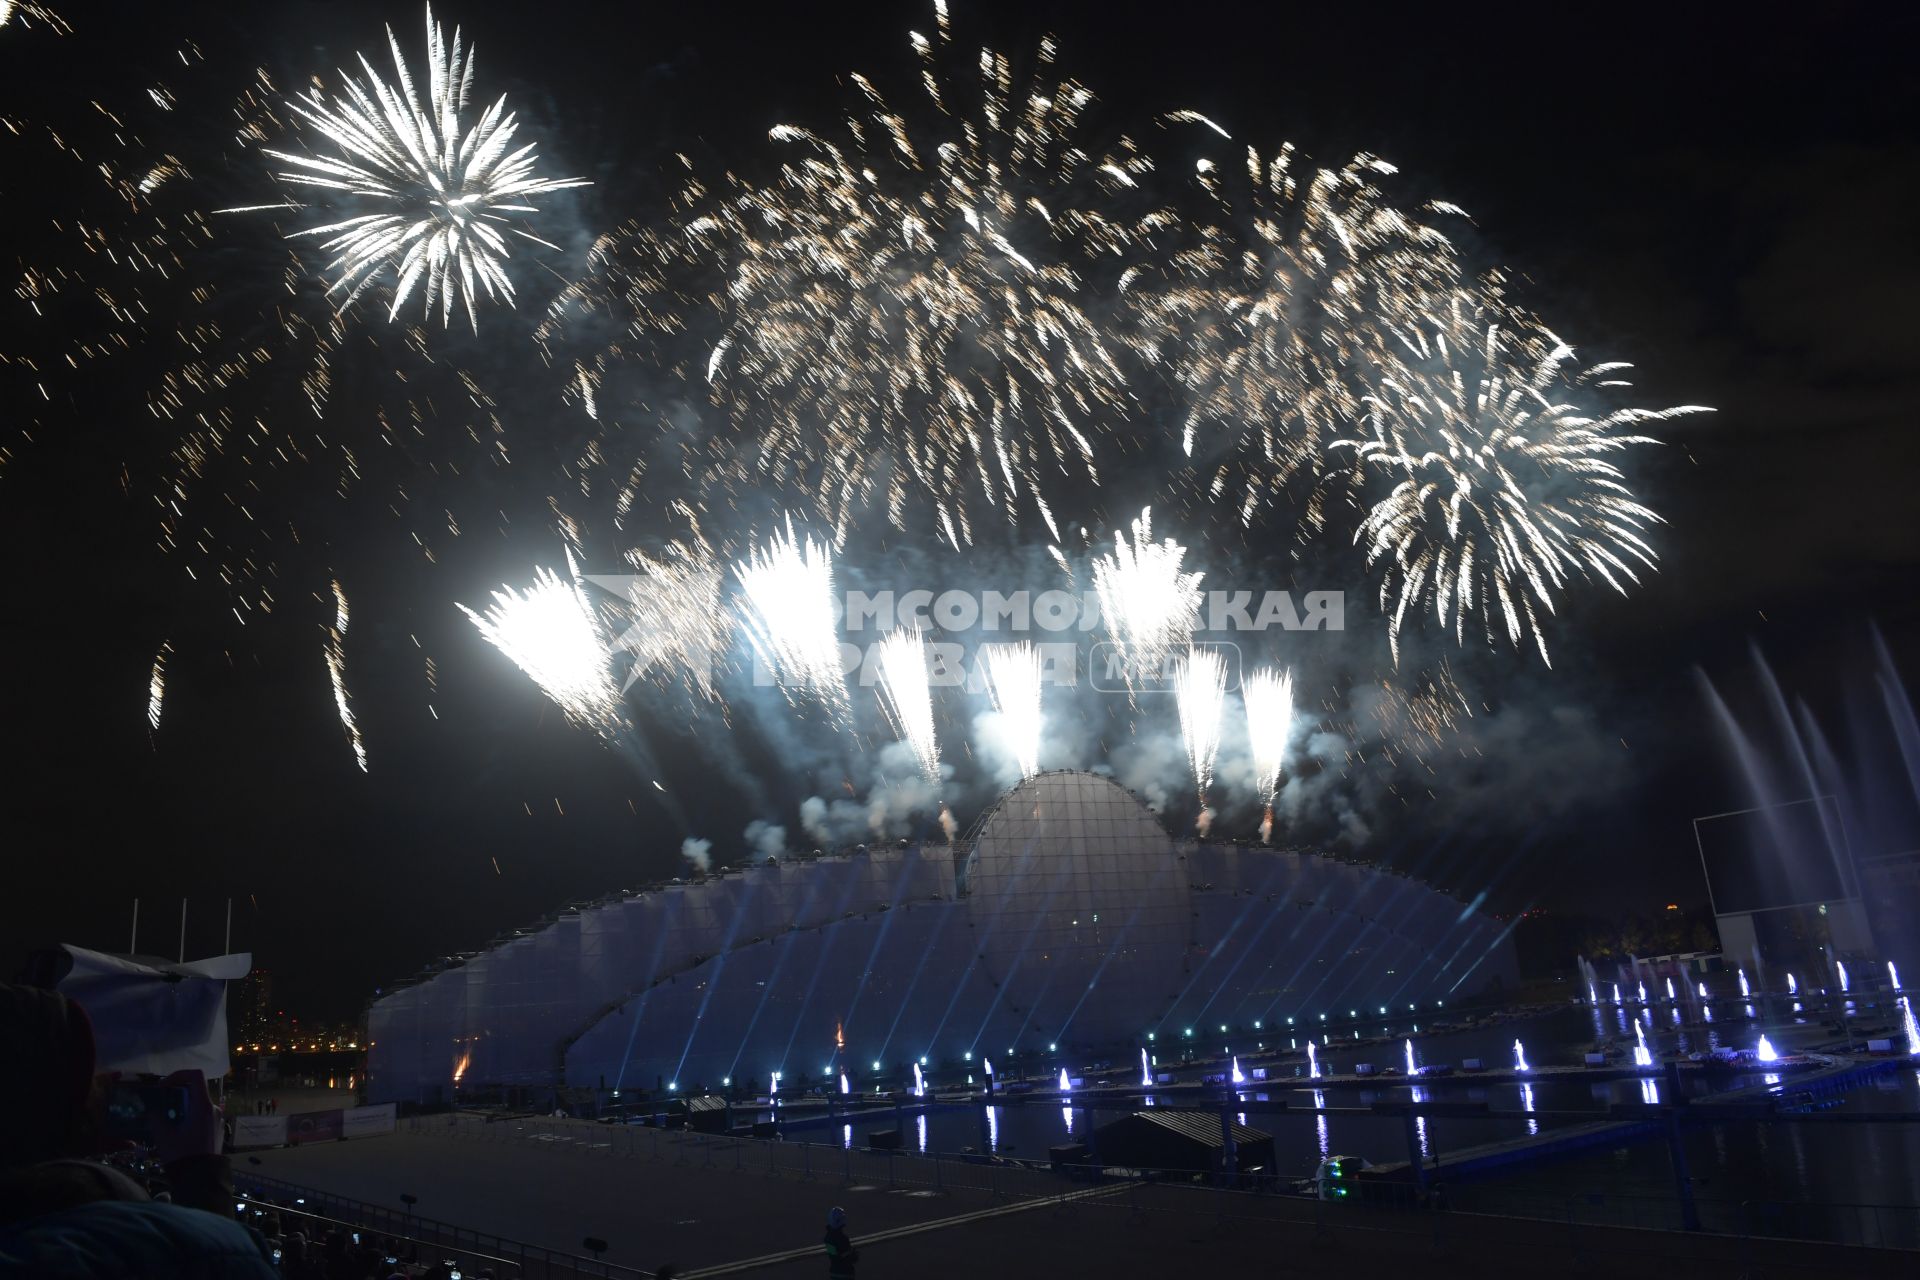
left=367, top=771, right=1518, bottom=1104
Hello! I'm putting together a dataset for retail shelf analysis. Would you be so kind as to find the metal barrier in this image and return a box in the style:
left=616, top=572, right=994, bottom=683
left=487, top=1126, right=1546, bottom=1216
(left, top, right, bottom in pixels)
left=233, top=1195, right=522, bottom=1278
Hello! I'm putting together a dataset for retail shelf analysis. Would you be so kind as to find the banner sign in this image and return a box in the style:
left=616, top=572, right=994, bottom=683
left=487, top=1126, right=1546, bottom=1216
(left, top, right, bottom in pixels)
left=231, top=1116, right=287, bottom=1149
left=341, top=1103, right=397, bottom=1139
left=231, top=1102, right=392, bottom=1148
left=286, top=1109, right=344, bottom=1145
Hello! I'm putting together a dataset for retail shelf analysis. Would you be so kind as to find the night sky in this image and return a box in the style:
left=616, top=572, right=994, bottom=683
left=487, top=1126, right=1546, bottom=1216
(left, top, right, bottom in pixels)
left=4, top=1, right=1917, bottom=1021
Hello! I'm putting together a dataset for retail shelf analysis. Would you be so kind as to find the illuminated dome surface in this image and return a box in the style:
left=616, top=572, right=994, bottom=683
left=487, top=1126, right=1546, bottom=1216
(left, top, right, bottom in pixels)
left=367, top=770, right=1520, bottom=1104
left=965, top=772, right=1191, bottom=1046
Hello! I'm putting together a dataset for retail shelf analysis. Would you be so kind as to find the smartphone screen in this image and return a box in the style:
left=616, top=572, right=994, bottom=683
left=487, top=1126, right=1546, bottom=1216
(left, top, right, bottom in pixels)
left=102, top=1083, right=190, bottom=1142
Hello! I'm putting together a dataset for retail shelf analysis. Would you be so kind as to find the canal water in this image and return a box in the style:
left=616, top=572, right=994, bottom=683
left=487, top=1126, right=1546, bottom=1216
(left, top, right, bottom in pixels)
left=769, top=999, right=1919, bottom=1244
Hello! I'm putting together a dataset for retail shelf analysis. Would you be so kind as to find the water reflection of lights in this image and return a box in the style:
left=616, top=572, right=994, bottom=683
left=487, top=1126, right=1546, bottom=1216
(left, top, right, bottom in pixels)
left=1639, top=1078, right=1660, bottom=1105
left=986, top=1105, right=1000, bottom=1152
left=1520, top=1082, right=1538, bottom=1136
left=1411, top=1084, right=1430, bottom=1160
left=843, top=1124, right=853, bottom=1149
left=1061, top=1106, right=1073, bottom=1134
left=1313, top=1088, right=1329, bottom=1157
left=918, top=1113, right=928, bottom=1151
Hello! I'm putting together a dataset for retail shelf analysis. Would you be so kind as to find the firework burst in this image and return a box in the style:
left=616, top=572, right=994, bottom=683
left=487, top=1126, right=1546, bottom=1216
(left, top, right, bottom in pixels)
left=1243, top=666, right=1293, bottom=841
left=1335, top=290, right=1708, bottom=666
left=698, top=0, right=1151, bottom=546
left=1091, top=507, right=1203, bottom=692
left=256, top=4, right=587, bottom=329
left=1174, top=646, right=1228, bottom=832
left=874, top=627, right=942, bottom=786
left=732, top=521, right=849, bottom=720
left=459, top=552, right=625, bottom=736
left=1129, top=116, right=1462, bottom=532
left=981, top=640, right=1046, bottom=779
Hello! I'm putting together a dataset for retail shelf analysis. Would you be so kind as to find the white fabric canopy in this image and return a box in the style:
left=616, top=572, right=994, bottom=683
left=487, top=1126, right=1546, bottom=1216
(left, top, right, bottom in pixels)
left=55, top=944, right=251, bottom=1077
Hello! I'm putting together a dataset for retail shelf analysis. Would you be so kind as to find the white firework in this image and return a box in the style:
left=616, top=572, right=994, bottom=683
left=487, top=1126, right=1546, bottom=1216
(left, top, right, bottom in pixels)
left=732, top=521, right=849, bottom=719
left=260, top=4, right=588, bottom=329
left=1174, top=646, right=1228, bottom=830
left=1091, top=508, right=1204, bottom=691
left=459, top=553, right=624, bottom=735
left=325, top=579, right=368, bottom=771
left=592, top=539, right=730, bottom=702
left=147, top=643, right=170, bottom=733
left=1243, top=666, right=1293, bottom=841
left=981, top=640, right=1045, bottom=779
left=1335, top=290, right=1708, bottom=666
left=874, top=627, right=941, bottom=786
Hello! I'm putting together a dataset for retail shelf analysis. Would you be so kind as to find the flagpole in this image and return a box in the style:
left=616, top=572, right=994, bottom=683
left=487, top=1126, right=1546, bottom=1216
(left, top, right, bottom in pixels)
left=130, top=899, right=139, bottom=955
left=178, top=898, right=188, bottom=963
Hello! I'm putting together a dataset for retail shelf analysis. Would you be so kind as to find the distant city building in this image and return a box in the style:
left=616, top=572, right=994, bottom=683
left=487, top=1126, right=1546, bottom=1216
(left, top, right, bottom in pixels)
left=367, top=771, right=1518, bottom=1105
left=233, top=968, right=273, bottom=1044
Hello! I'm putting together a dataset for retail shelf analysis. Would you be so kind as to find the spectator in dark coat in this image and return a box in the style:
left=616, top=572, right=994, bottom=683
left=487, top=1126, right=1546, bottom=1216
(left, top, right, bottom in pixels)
left=822, top=1205, right=859, bottom=1278
left=0, top=983, right=278, bottom=1280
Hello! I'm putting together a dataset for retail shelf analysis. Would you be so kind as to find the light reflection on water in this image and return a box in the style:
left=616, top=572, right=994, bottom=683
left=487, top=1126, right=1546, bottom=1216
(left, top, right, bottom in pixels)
left=813, top=1006, right=1914, bottom=1211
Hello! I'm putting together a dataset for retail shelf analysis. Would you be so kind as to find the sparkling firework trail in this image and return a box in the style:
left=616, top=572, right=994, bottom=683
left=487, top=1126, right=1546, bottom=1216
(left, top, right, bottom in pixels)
left=1243, top=666, right=1293, bottom=840
left=732, top=522, right=849, bottom=720
left=324, top=579, right=368, bottom=771
left=253, top=4, right=587, bottom=329
left=696, top=0, right=1150, bottom=545
left=1091, top=508, right=1203, bottom=691
left=1335, top=289, right=1709, bottom=666
left=147, top=643, right=170, bottom=733
left=459, top=553, right=625, bottom=736
left=1, top=3, right=68, bottom=34
left=874, top=627, right=941, bottom=786
left=981, top=641, right=1045, bottom=779
left=1173, top=646, right=1227, bottom=831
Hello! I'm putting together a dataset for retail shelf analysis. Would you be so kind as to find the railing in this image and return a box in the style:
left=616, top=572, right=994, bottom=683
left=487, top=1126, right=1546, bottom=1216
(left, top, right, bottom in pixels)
left=233, top=1195, right=522, bottom=1279
left=235, top=1172, right=649, bottom=1279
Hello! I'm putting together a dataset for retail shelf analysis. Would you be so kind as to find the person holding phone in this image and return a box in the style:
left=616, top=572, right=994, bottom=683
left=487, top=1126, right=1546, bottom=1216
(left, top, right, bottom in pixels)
left=0, top=982, right=279, bottom=1279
